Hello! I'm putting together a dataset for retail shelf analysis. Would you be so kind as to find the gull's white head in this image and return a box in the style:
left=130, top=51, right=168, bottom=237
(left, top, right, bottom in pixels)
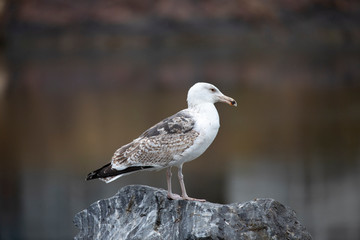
left=187, top=82, right=237, bottom=108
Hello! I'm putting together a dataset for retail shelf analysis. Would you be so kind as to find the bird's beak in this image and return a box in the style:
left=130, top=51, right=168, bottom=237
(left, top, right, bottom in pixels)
left=218, top=94, right=237, bottom=107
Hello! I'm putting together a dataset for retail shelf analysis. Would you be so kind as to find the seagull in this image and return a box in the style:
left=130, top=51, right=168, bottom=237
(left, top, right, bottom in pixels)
left=86, top=82, right=237, bottom=201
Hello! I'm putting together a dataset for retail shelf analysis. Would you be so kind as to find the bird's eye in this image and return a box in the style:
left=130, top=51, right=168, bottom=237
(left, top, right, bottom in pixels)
left=210, top=88, right=216, bottom=92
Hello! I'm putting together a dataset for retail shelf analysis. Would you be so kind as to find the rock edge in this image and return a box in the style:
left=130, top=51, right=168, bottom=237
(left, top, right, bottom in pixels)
left=74, top=185, right=312, bottom=240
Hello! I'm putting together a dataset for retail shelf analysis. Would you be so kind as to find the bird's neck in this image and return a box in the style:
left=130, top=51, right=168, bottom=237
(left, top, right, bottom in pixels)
left=189, top=103, right=220, bottom=134
left=189, top=103, right=219, bottom=120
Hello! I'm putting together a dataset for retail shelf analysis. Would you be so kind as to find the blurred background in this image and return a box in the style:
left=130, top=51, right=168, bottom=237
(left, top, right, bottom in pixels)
left=0, top=0, right=360, bottom=239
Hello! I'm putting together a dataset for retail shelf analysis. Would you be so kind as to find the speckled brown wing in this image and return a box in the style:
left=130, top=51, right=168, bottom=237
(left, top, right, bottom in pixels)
left=111, top=110, right=200, bottom=169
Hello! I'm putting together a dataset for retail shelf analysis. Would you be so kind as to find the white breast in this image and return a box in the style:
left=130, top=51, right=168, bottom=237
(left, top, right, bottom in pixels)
left=174, top=103, right=220, bottom=166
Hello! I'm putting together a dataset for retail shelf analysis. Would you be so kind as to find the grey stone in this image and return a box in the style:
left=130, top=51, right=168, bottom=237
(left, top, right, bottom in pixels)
left=74, top=185, right=312, bottom=240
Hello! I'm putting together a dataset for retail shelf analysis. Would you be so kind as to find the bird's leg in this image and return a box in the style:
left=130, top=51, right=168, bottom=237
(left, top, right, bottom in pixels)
left=166, top=167, right=181, bottom=200
left=177, top=165, right=205, bottom=202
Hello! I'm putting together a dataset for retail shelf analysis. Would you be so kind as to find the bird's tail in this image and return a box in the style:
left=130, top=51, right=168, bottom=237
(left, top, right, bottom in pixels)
left=86, top=163, right=154, bottom=183
left=86, top=163, right=114, bottom=181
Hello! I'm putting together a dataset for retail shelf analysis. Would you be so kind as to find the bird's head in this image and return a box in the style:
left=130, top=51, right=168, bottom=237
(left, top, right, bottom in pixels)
left=187, top=82, right=237, bottom=108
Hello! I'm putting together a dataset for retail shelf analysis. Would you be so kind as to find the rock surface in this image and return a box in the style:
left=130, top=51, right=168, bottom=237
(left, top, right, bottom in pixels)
left=74, top=185, right=312, bottom=240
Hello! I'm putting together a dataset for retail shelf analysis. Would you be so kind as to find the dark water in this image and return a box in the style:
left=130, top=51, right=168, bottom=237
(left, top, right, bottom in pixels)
left=0, top=31, right=360, bottom=239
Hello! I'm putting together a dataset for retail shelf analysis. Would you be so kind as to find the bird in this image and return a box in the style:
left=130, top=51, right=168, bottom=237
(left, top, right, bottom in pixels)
left=86, top=82, right=237, bottom=201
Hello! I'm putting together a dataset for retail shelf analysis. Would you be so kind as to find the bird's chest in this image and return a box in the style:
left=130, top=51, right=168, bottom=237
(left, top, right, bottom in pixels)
left=193, top=107, right=220, bottom=146
left=174, top=106, right=220, bottom=165
left=195, top=115, right=219, bottom=136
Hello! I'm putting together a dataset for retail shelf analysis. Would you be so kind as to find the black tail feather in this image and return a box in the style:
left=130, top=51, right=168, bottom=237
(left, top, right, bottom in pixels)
left=86, top=163, right=154, bottom=181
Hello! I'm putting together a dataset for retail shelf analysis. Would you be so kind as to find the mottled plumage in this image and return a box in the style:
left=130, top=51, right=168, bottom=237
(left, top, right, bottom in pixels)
left=112, top=111, right=199, bottom=168
left=86, top=82, right=237, bottom=201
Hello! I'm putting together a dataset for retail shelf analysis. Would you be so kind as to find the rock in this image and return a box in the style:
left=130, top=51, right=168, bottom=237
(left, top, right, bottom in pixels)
left=74, top=185, right=312, bottom=240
